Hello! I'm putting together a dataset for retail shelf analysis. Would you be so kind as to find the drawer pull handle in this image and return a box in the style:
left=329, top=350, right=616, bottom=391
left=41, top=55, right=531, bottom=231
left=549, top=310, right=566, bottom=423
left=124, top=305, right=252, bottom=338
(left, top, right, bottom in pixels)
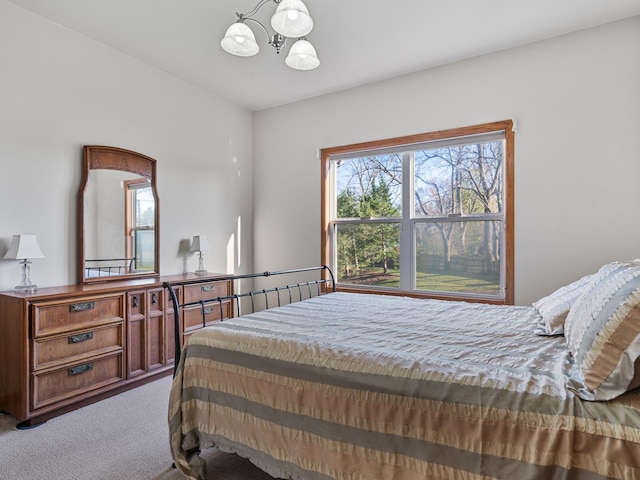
left=68, top=363, right=93, bottom=376
left=203, top=307, right=214, bottom=314
left=70, top=301, right=94, bottom=313
left=68, top=332, right=93, bottom=344
left=151, top=292, right=158, bottom=304
left=201, top=285, right=215, bottom=292
left=132, top=295, right=139, bottom=308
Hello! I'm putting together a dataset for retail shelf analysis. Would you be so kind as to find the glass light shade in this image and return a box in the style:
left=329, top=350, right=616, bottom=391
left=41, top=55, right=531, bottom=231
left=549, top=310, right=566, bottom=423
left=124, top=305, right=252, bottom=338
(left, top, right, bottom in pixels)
left=285, top=39, right=320, bottom=70
left=221, top=22, right=259, bottom=57
left=271, top=0, right=313, bottom=37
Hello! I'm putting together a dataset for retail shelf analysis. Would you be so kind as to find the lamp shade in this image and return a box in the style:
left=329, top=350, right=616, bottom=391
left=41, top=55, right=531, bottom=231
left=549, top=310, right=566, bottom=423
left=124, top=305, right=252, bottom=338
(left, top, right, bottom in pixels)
left=3, top=235, right=45, bottom=260
left=190, top=235, right=210, bottom=252
left=221, top=22, right=259, bottom=57
left=285, top=39, right=320, bottom=70
left=271, top=0, right=313, bottom=38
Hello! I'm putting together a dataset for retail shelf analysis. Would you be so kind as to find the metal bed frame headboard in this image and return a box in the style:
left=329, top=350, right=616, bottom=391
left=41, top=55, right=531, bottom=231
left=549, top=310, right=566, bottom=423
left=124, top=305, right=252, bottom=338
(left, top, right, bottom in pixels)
left=84, top=257, right=135, bottom=277
left=163, top=265, right=336, bottom=374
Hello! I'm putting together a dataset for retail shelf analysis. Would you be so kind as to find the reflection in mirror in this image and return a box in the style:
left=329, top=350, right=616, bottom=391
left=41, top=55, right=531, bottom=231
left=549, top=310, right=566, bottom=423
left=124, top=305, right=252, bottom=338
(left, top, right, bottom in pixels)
left=79, top=146, right=159, bottom=284
left=84, top=171, right=155, bottom=277
left=127, top=178, right=156, bottom=271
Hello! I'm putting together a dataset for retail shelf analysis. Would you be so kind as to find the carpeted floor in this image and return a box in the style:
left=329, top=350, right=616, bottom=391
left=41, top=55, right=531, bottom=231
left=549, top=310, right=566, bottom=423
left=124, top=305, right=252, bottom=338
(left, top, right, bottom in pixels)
left=0, top=375, right=276, bottom=480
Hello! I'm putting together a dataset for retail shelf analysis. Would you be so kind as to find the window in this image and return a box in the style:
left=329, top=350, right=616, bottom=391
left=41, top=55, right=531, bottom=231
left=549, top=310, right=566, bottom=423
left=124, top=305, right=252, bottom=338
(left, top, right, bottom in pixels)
left=124, top=179, right=156, bottom=272
left=321, top=120, right=514, bottom=304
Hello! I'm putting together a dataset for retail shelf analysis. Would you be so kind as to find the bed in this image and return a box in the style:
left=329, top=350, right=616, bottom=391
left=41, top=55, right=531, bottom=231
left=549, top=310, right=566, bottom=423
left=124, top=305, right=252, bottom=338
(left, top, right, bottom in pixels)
left=166, top=262, right=640, bottom=480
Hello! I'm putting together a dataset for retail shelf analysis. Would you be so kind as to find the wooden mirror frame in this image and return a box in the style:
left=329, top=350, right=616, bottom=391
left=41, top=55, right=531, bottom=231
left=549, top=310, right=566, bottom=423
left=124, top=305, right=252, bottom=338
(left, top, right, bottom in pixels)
left=78, top=145, right=160, bottom=284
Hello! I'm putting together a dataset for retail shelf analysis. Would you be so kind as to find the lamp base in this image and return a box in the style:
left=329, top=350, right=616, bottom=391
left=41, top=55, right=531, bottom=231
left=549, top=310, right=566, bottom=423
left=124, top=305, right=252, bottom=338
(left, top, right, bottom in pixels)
left=15, top=259, right=38, bottom=294
left=15, top=284, right=38, bottom=294
left=195, top=252, right=207, bottom=275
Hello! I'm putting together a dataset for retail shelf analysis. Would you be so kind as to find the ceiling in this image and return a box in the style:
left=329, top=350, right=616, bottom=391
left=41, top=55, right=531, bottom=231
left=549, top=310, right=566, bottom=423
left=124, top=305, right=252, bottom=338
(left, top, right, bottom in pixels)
left=8, top=0, right=640, bottom=111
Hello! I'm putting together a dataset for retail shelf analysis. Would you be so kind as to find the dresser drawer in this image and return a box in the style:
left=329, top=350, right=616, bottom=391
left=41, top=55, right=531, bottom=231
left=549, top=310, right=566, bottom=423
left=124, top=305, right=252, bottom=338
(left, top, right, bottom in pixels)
left=32, top=295, right=125, bottom=337
left=33, top=323, right=124, bottom=371
left=32, top=351, right=124, bottom=410
left=183, top=300, right=231, bottom=332
left=183, top=281, right=229, bottom=304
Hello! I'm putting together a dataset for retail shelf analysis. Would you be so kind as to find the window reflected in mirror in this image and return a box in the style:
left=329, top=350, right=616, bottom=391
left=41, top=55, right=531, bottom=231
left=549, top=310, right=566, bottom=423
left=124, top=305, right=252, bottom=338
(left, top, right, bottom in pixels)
left=125, top=179, right=155, bottom=272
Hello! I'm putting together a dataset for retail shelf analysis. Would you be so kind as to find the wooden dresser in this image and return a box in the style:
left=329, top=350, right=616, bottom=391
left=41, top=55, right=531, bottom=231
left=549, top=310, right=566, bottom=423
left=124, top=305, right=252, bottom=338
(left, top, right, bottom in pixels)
left=0, top=273, right=231, bottom=428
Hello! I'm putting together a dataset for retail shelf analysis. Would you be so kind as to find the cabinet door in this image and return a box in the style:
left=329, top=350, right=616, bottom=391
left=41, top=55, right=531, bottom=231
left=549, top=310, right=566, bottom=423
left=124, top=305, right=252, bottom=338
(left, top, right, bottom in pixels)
left=164, top=286, right=182, bottom=366
left=127, top=288, right=169, bottom=377
left=126, top=290, right=146, bottom=378
left=147, top=288, right=164, bottom=371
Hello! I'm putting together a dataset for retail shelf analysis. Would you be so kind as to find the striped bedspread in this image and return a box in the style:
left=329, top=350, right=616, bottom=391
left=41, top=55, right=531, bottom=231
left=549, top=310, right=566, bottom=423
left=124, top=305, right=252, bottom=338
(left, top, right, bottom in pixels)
left=168, top=292, right=640, bottom=480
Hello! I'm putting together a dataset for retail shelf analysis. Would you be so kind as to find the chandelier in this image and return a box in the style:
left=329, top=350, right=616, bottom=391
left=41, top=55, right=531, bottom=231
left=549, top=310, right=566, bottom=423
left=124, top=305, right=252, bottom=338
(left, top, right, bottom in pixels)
left=221, top=0, right=320, bottom=71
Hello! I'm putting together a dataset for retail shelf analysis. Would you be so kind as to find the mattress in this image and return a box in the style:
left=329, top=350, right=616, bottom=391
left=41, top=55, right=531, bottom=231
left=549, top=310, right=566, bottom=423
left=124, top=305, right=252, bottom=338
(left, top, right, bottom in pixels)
left=169, top=292, right=640, bottom=479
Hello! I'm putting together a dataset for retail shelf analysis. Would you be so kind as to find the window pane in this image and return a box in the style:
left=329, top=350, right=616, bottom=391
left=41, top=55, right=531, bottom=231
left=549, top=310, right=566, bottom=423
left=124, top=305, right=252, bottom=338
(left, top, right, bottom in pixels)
left=134, top=229, right=155, bottom=271
left=414, top=140, right=503, bottom=216
left=134, top=186, right=155, bottom=228
left=335, top=223, right=400, bottom=288
left=415, top=221, right=502, bottom=295
left=335, top=155, right=402, bottom=218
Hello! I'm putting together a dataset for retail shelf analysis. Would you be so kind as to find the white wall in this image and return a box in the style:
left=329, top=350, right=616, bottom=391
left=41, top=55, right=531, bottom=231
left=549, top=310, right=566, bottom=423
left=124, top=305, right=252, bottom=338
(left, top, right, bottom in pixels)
left=0, top=1, right=254, bottom=290
left=2, top=2, right=638, bottom=305
left=253, top=17, right=640, bottom=305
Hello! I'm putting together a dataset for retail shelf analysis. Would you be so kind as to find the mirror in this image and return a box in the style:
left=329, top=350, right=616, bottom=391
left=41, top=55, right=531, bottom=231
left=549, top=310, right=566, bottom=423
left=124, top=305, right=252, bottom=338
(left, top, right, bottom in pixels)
left=78, top=146, right=160, bottom=284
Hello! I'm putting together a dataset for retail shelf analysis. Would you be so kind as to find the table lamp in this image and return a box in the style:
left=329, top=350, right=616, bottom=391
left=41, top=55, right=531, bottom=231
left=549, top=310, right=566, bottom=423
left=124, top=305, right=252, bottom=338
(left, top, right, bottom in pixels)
left=190, top=235, right=210, bottom=275
left=3, top=234, right=45, bottom=293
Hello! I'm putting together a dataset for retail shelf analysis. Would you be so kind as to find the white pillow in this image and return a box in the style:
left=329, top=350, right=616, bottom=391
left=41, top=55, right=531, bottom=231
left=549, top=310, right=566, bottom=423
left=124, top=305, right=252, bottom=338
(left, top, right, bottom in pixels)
left=533, top=274, right=593, bottom=336
left=564, top=260, right=640, bottom=401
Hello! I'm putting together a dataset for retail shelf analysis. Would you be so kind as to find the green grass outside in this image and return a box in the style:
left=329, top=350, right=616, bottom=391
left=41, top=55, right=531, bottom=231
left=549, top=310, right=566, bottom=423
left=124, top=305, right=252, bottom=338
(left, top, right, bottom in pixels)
left=339, top=268, right=500, bottom=295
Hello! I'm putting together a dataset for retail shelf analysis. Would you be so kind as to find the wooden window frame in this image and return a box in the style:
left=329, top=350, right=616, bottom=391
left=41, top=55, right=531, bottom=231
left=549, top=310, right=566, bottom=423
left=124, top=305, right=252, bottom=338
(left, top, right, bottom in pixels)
left=321, top=120, right=514, bottom=305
